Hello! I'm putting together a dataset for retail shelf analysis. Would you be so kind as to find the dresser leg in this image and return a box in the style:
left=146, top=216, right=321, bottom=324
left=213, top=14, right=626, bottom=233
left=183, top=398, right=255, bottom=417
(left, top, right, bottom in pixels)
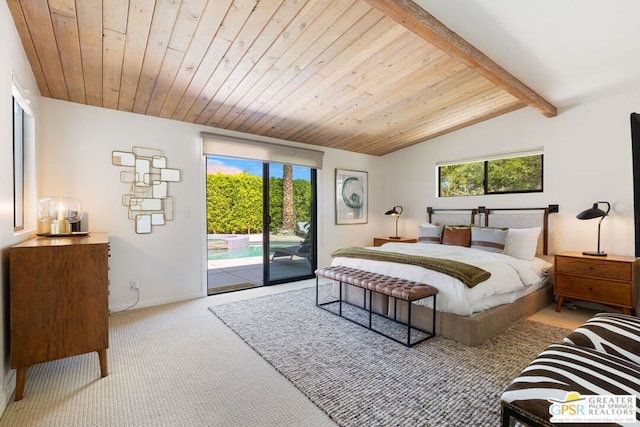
left=98, top=349, right=108, bottom=377
left=15, top=367, right=27, bottom=401
left=555, top=296, right=564, bottom=312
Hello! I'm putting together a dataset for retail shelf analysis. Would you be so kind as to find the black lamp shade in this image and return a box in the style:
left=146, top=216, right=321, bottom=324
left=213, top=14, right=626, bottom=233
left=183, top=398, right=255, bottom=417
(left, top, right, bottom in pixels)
left=576, top=201, right=610, bottom=256
left=385, top=206, right=403, bottom=216
left=576, top=203, right=609, bottom=220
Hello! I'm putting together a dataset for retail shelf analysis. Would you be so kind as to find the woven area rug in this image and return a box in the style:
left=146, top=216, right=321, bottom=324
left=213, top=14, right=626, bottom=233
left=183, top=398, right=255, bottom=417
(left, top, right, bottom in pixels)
left=209, top=286, right=569, bottom=427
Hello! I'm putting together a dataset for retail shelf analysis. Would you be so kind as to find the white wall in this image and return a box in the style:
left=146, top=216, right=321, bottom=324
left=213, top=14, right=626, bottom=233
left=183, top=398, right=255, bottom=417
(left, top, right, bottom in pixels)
left=0, top=0, right=41, bottom=412
left=37, top=98, right=385, bottom=311
left=382, top=87, right=640, bottom=257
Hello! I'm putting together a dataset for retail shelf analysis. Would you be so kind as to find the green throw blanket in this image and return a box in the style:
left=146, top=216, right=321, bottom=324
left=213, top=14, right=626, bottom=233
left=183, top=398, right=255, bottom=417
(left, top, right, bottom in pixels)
left=331, top=247, right=491, bottom=288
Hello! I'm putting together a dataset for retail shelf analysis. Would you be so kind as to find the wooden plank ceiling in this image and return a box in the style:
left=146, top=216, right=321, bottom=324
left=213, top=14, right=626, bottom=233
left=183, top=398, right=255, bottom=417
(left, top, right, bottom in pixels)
left=7, top=0, right=556, bottom=156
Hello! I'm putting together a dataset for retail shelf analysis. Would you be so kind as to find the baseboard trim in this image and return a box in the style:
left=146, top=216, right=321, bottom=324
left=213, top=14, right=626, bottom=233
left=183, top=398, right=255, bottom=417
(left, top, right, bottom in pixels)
left=109, top=291, right=203, bottom=313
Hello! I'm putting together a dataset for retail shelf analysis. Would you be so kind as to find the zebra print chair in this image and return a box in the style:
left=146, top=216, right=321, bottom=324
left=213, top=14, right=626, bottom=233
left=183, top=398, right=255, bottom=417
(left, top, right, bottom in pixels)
left=501, top=313, right=640, bottom=426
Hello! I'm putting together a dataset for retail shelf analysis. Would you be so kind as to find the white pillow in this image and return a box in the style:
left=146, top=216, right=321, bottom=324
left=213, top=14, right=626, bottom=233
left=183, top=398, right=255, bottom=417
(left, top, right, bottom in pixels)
left=503, top=227, right=541, bottom=260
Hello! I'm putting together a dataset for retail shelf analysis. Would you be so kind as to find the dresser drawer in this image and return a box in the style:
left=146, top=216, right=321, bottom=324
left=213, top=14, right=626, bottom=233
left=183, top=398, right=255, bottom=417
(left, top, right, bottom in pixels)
left=555, top=256, right=632, bottom=281
left=555, top=274, right=632, bottom=306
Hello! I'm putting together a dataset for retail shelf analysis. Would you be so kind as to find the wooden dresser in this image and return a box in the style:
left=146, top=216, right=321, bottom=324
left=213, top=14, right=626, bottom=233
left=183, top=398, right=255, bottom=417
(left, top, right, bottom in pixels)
left=554, top=252, right=639, bottom=315
left=9, top=233, right=109, bottom=400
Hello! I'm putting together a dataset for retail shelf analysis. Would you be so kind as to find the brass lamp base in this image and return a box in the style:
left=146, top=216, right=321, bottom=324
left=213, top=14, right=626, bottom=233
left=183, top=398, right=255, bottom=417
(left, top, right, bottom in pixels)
left=50, top=220, right=71, bottom=235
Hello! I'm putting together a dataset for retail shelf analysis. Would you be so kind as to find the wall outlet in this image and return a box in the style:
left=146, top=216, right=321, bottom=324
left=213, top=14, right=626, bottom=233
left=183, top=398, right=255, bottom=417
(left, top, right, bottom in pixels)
left=130, top=280, right=140, bottom=291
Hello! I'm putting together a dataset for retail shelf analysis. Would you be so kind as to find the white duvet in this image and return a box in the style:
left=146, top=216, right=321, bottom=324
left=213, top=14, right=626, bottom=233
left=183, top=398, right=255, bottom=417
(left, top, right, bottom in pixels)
left=330, top=242, right=552, bottom=316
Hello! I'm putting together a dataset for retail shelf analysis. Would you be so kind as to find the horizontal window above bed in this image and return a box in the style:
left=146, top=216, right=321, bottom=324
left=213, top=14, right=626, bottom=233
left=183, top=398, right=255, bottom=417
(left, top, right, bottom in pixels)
left=437, top=150, right=543, bottom=197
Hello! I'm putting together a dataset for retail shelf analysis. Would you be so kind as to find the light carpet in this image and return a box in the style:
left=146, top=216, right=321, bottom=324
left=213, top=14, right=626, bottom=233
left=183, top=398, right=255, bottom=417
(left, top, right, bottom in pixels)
left=0, top=287, right=335, bottom=427
left=209, top=286, right=570, bottom=427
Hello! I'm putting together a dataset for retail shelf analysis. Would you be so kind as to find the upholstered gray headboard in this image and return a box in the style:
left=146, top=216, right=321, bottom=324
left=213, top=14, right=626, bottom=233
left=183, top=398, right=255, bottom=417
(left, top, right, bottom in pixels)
left=426, top=206, right=555, bottom=255
left=426, top=207, right=477, bottom=226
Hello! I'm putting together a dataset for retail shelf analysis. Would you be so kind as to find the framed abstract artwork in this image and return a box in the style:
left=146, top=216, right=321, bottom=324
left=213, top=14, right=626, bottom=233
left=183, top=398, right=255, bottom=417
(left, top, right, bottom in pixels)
left=335, top=169, right=368, bottom=224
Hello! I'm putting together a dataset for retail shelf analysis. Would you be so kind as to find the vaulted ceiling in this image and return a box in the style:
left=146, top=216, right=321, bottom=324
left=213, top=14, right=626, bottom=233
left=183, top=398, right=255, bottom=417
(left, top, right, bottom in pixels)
left=7, top=0, right=556, bottom=156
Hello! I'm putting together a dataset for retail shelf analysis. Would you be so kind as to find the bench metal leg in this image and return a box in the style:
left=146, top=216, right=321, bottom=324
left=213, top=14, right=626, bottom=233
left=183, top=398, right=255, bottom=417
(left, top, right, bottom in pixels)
left=407, top=300, right=412, bottom=346
left=317, top=291, right=436, bottom=347
left=368, top=289, right=373, bottom=329
left=432, top=295, right=437, bottom=336
left=339, top=281, right=343, bottom=316
left=315, top=275, right=341, bottom=310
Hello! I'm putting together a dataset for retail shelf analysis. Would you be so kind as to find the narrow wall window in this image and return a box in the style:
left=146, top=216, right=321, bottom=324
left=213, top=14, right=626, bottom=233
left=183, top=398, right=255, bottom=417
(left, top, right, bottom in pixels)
left=438, top=152, right=543, bottom=197
left=13, top=96, right=25, bottom=231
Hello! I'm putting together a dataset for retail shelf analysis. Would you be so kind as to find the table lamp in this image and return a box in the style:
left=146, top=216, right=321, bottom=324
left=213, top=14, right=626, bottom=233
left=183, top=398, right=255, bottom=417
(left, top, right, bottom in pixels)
left=385, top=205, right=403, bottom=239
left=576, top=201, right=610, bottom=256
left=38, top=197, right=83, bottom=235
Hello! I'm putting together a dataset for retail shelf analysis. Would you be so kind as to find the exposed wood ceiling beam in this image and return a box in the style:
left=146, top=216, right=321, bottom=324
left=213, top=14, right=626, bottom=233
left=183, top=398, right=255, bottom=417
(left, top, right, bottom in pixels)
left=363, top=0, right=557, bottom=118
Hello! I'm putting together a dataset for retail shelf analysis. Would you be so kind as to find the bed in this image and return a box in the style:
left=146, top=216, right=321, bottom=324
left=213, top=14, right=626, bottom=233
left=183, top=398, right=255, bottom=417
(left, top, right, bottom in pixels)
left=329, top=206, right=557, bottom=346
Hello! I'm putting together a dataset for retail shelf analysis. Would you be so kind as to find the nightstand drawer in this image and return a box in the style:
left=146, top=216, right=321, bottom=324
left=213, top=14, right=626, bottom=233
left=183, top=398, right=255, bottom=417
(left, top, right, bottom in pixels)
left=555, top=256, right=632, bottom=281
left=555, top=275, right=632, bottom=306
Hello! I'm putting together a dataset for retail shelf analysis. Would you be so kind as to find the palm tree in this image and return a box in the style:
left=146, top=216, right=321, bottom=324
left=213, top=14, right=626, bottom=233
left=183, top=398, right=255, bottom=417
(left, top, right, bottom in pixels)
left=281, top=164, right=295, bottom=234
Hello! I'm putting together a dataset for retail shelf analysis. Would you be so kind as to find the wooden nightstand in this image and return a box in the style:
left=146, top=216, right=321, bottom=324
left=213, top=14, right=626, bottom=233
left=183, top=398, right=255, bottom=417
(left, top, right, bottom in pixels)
left=554, top=252, right=639, bottom=315
left=373, top=237, right=417, bottom=247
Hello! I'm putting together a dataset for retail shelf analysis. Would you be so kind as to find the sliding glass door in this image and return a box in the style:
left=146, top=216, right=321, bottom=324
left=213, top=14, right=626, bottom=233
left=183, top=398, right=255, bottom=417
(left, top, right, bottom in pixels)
left=263, top=163, right=317, bottom=285
left=206, top=156, right=316, bottom=293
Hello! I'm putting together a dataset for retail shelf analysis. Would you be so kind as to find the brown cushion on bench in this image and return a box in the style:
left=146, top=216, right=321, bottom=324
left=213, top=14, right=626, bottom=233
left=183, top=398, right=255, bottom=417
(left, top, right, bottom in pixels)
left=364, top=278, right=437, bottom=301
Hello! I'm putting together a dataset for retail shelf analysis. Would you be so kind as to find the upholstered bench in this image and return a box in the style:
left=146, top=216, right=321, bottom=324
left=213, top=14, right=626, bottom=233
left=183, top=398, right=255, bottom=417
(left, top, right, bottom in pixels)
left=501, top=313, right=640, bottom=426
left=315, top=266, right=437, bottom=347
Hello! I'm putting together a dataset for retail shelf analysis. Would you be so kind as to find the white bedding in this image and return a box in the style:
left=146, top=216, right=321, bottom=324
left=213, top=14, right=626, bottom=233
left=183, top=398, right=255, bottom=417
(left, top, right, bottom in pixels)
left=330, top=242, right=552, bottom=317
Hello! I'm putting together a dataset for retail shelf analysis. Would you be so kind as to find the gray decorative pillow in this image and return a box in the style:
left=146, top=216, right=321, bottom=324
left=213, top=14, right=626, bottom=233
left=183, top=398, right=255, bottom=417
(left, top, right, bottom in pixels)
left=563, top=313, right=640, bottom=365
left=418, top=224, right=443, bottom=244
left=470, top=227, right=508, bottom=253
